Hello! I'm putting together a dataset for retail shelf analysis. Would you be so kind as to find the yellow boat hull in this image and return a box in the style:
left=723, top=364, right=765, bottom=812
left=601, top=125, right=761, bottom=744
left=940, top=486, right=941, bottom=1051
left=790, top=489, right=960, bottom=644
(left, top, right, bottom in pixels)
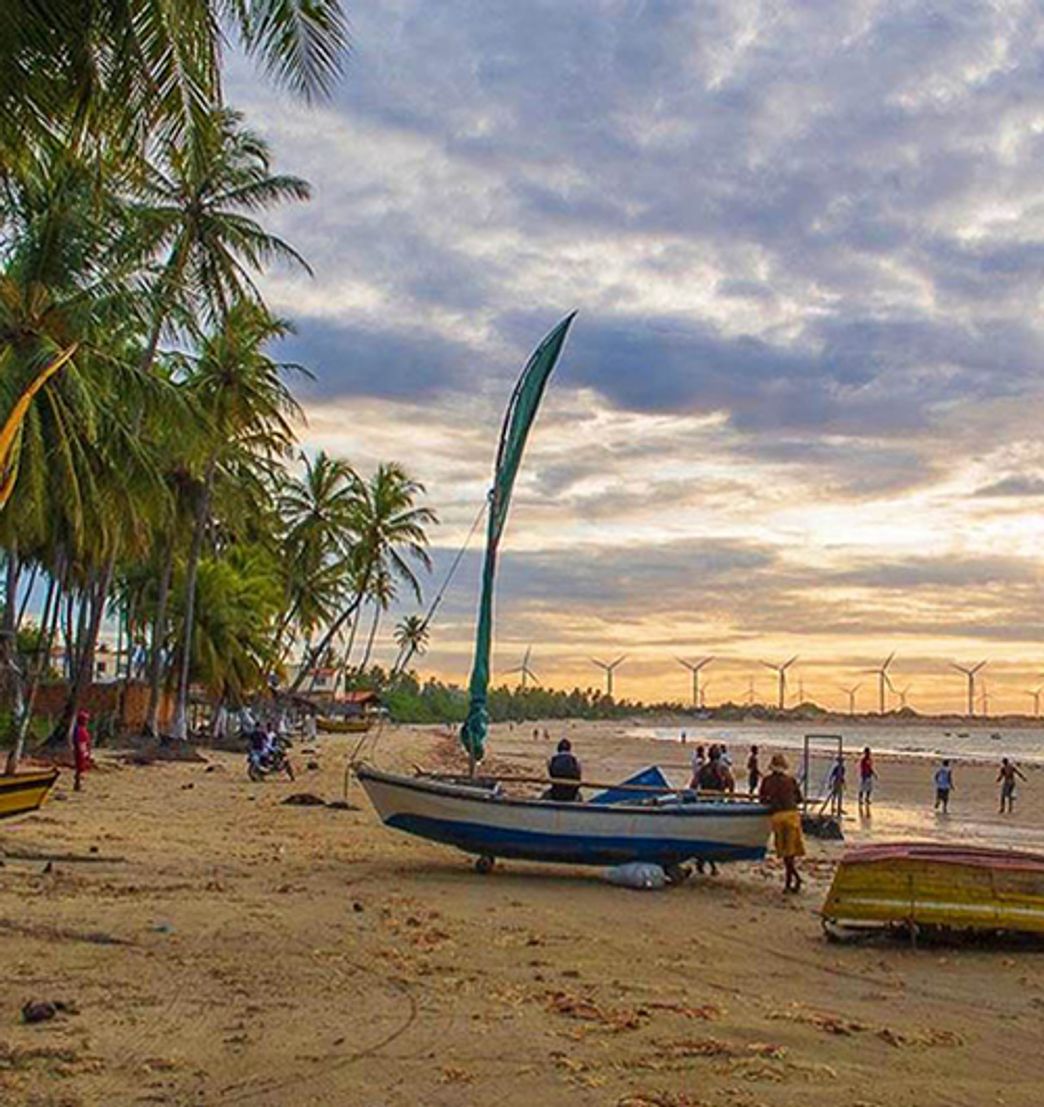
left=316, top=717, right=372, bottom=734
left=822, top=843, right=1044, bottom=934
left=0, top=768, right=60, bottom=821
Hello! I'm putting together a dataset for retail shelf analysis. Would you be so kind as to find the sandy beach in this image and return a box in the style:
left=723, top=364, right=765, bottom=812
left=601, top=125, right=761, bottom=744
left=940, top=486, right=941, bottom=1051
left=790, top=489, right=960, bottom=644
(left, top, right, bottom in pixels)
left=3, top=721, right=1044, bottom=1106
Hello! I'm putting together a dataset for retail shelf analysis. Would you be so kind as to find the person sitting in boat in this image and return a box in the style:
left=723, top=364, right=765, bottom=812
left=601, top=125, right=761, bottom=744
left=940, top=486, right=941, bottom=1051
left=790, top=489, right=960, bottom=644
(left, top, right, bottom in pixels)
left=759, top=753, right=805, bottom=893
left=546, top=739, right=582, bottom=802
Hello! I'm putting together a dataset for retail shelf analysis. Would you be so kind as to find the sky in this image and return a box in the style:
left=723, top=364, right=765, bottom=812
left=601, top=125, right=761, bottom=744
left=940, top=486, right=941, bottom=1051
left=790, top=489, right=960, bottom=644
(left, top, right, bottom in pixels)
left=226, top=1, right=1044, bottom=714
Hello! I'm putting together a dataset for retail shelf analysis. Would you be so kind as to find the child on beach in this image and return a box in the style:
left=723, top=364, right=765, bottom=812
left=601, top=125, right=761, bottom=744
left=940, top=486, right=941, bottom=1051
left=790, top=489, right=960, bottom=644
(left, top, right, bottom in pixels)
left=857, top=747, right=877, bottom=813
left=827, top=755, right=845, bottom=816
left=934, top=760, right=953, bottom=813
left=997, top=758, right=1027, bottom=814
left=73, top=710, right=92, bottom=792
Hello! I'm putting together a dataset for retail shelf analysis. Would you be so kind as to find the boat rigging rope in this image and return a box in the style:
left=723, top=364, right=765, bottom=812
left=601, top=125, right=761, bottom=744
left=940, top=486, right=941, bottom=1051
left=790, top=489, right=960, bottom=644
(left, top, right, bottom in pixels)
left=344, top=496, right=488, bottom=800
left=388, top=497, right=487, bottom=682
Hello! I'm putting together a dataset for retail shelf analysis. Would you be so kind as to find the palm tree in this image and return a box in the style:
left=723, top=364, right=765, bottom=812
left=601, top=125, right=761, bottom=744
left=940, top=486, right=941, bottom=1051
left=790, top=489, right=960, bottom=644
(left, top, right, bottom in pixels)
left=392, top=614, right=430, bottom=676
left=134, top=110, right=312, bottom=370
left=170, top=301, right=301, bottom=739
left=0, top=1, right=348, bottom=159
left=290, top=465, right=436, bottom=692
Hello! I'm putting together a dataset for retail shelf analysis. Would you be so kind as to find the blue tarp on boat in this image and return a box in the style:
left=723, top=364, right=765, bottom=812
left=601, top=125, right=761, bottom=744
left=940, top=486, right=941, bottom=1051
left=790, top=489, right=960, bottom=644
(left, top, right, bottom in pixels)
left=589, top=765, right=672, bottom=806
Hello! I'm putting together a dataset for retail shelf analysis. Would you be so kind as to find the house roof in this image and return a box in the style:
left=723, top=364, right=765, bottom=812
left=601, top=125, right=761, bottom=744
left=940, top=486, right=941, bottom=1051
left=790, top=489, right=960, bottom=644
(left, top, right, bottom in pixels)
left=342, top=690, right=381, bottom=704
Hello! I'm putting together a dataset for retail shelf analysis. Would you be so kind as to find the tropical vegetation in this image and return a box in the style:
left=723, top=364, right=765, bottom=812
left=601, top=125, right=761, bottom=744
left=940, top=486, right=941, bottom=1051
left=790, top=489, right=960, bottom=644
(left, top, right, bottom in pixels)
left=0, top=0, right=448, bottom=765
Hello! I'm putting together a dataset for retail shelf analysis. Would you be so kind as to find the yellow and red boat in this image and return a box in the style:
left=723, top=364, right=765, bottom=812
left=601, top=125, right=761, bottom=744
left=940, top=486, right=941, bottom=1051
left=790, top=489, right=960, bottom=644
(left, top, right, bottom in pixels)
left=822, top=842, right=1044, bottom=936
left=0, top=768, right=60, bottom=821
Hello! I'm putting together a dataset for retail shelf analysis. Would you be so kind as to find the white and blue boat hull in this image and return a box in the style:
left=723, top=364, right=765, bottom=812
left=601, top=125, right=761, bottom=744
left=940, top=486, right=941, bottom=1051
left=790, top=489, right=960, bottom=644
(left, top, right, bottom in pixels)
left=356, top=766, right=770, bottom=866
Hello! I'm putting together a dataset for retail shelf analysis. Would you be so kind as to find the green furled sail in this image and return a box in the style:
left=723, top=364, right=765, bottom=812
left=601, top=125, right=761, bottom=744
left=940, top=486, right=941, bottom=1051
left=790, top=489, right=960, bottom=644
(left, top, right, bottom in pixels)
left=459, top=313, right=577, bottom=763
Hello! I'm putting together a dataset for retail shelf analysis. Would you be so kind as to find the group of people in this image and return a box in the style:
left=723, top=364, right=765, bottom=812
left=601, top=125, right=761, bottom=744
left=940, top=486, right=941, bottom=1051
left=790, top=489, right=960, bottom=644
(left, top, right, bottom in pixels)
left=826, top=748, right=1029, bottom=816
left=687, top=743, right=765, bottom=795
left=544, top=733, right=1035, bottom=895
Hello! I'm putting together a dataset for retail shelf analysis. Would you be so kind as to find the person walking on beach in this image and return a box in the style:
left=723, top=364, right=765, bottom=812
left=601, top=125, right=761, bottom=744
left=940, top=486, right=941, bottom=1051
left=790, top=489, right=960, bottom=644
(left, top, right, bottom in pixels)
left=547, top=739, right=582, bottom=802
left=827, top=754, right=845, bottom=816
left=997, top=758, right=1026, bottom=814
left=73, top=710, right=92, bottom=792
left=857, top=747, right=877, bottom=813
left=759, top=753, right=805, bottom=893
left=934, top=759, right=954, bottom=813
left=747, top=745, right=761, bottom=795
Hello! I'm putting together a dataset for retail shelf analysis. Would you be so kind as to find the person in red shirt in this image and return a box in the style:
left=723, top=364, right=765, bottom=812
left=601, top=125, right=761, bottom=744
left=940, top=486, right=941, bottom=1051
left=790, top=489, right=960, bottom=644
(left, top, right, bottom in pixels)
left=858, top=746, right=877, bottom=813
left=73, top=710, right=92, bottom=792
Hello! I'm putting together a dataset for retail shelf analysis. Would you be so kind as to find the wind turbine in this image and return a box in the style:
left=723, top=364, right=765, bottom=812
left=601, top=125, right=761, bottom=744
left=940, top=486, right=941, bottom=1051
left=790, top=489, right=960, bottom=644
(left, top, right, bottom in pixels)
left=951, top=660, right=986, bottom=717
left=839, top=683, right=861, bottom=716
left=699, top=681, right=712, bottom=709
left=896, top=685, right=912, bottom=710
left=1025, top=688, right=1042, bottom=718
left=506, top=646, right=539, bottom=690
left=979, top=681, right=991, bottom=717
left=862, top=651, right=896, bottom=715
left=745, top=676, right=757, bottom=705
left=760, top=656, right=797, bottom=710
left=677, top=656, right=713, bottom=707
left=591, top=655, right=627, bottom=698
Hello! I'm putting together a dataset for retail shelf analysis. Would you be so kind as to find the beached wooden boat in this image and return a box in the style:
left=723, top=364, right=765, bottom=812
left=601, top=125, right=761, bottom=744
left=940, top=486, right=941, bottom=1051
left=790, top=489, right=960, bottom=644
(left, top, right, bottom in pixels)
left=821, top=843, right=1044, bottom=935
left=316, top=716, right=371, bottom=734
left=0, top=768, right=60, bottom=821
left=357, top=765, right=770, bottom=868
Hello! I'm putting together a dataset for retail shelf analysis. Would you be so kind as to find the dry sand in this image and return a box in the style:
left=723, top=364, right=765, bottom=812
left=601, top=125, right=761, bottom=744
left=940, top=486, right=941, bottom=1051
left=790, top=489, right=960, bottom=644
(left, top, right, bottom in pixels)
left=3, top=720, right=1044, bottom=1106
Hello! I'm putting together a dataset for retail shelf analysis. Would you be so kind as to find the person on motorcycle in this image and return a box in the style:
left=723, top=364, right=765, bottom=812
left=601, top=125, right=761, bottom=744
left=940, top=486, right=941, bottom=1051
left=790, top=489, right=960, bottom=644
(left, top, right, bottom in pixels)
left=247, top=725, right=269, bottom=773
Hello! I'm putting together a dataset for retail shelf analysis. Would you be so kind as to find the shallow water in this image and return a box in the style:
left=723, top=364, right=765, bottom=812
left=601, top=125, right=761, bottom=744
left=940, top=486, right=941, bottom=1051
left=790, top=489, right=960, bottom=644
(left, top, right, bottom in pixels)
left=631, top=720, right=1044, bottom=765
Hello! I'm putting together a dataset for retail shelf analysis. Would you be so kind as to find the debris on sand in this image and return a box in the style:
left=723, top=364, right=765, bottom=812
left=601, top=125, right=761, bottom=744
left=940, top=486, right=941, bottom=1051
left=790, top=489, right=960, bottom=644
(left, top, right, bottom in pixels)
left=21, top=999, right=77, bottom=1024
left=545, top=991, right=647, bottom=1032
left=282, top=793, right=326, bottom=806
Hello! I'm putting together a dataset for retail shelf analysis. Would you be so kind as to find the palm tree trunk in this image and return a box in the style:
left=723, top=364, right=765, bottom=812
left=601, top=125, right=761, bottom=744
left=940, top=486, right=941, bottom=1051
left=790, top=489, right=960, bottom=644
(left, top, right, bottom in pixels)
left=15, top=561, right=39, bottom=629
left=171, top=461, right=215, bottom=740
left=145, top=538, right=176, bottom=737
left=53, top=558, right=115, bottom=748
left=0, top=548, right=21, bottom=714
left=289, top=573, right=370, bottom=694
left=357, top=603, right=382, bottom=674
left=6, top=572, right=60, bottom=772
left=328, top=608, right=360, bottom=693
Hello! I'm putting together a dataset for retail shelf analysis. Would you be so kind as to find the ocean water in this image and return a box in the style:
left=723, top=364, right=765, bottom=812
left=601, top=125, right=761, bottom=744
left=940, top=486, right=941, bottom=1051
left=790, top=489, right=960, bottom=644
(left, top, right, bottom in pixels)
left=629, top=720, right=1044, bottom=766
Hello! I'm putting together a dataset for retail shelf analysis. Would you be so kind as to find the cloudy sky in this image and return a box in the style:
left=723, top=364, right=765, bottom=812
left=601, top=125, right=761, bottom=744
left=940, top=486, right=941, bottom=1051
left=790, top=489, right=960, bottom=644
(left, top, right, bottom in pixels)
left=229, top=1, right=1044, bottom=713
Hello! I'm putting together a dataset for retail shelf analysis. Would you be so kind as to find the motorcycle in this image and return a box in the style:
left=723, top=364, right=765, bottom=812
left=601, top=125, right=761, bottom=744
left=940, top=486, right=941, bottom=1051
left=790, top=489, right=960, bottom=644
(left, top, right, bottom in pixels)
left=246, top=734, right=295, bottom=782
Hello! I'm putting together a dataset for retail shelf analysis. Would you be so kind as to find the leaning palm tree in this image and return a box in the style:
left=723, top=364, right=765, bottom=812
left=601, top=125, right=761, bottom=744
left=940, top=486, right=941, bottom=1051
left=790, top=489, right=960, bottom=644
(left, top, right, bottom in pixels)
left=170, top=301, right=302, bottom=739
left=290, top=464, right=437, bottom=692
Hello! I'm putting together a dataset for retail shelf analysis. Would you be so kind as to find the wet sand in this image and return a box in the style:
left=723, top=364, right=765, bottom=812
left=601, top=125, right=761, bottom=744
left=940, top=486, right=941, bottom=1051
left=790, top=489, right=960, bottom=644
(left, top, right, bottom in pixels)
left=3, top=720, right=1044, bottom=1106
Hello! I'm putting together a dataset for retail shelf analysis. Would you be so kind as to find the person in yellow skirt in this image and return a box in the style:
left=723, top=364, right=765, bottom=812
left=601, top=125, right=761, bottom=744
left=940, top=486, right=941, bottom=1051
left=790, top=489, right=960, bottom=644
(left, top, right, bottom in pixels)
left=758, top=753, right=805, bottom=893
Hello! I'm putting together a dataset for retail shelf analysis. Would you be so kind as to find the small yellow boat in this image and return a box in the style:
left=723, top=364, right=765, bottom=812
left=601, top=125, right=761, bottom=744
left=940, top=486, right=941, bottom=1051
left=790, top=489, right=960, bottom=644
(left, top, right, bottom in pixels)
left=822, top=842, right=1044, bottom=936
left=316, top=716, right=372, bottom=735
left=0, top=768, right=60, bottom=821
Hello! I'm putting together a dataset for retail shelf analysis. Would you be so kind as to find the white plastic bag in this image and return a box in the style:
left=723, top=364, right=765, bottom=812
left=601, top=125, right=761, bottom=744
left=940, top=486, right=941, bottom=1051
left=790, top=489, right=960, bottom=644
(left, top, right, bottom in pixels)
left=604, top=861, right=667, bottom=890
